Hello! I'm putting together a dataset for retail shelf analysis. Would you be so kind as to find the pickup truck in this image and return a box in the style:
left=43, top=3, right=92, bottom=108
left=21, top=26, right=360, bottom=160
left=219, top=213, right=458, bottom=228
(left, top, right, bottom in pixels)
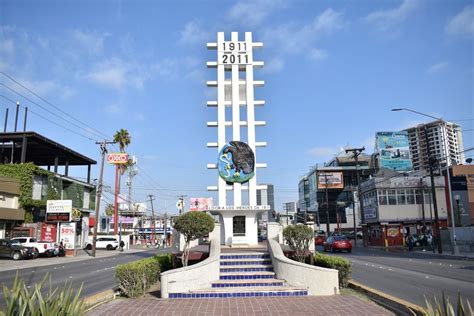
left=11, top=237, right=58, bottom=257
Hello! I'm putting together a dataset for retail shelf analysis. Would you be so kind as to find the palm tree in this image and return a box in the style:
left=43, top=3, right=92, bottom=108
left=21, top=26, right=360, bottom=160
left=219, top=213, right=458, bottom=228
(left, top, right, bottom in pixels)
left=113, top=129, right=131, bottom=153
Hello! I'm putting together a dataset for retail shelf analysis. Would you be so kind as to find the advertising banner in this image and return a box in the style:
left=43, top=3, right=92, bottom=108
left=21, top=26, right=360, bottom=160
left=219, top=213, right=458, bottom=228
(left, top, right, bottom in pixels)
left=376, top=132, right=413, bottom=171
left=317, top=172, right=344, bottom=189
left=109, top=216, right=136, bottom=224
left=190, top=198, right=213, bottom=211
left=40, top=223, right=57, bottom=242
left=59, top=222, right=76, bottom=250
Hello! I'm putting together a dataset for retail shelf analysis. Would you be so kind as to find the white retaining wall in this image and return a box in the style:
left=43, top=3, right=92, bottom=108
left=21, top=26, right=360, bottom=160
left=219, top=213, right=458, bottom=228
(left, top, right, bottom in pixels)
left=160, top=224, right=221, bottom=298
left=267, top=222, right=339, bottom=296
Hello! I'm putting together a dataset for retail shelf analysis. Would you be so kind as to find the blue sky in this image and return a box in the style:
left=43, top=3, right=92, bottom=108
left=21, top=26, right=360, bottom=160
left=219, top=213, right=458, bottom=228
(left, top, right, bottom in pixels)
left=1, top=0, right=473, bottom=215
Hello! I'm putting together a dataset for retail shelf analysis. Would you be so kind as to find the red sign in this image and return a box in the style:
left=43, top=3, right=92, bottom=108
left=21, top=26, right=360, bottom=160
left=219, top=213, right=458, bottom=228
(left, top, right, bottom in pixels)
left=40, top=223, right=57, bottom=242
left=46, top=212, right=70, bottom=222
left=107, top=153, right=129, bottom=164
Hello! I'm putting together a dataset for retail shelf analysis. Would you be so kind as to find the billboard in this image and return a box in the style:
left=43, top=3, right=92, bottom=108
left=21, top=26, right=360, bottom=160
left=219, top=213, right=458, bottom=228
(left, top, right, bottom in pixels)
left=317, top=172, right=344, bottom=189
left=190, top=198, right=213, bottom=211
left=376, top=132, right=413, bottom=171
left=46, top=200, right=72, bottom=222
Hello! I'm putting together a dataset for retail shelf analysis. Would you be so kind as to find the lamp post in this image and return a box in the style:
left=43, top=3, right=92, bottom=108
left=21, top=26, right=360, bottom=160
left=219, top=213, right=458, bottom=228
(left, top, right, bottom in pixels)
left=391, top=108, right=459, bottom=254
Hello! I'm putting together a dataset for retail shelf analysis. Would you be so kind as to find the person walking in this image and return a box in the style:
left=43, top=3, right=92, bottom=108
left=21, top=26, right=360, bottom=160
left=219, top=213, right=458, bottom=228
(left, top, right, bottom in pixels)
left=119, top=240, right=125, bottom=252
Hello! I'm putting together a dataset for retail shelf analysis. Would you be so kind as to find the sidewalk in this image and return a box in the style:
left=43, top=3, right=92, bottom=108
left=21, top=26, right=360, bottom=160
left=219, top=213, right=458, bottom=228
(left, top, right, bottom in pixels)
left=0, top=247, right=152, bottom=272
left=369, top=245, right=474, bottom=259
left=87, top=295, right=393, bottom=316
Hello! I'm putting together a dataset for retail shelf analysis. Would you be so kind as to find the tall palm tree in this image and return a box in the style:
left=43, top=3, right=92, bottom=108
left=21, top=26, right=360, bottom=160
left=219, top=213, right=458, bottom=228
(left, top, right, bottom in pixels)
left=113, top=129, right=131, bottom=153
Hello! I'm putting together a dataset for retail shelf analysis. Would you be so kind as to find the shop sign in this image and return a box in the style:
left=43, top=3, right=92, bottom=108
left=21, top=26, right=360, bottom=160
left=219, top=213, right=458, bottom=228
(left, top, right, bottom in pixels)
left=46, top=212, right=70, bottom=222
left=59, top=222, right=76, bottom=250
left=317, top=172, right=344, bottom=189
left=364, top=207, right=377, bottom=219
left=387, top=227, right=399, bottom=237
left=107, top=153, right=129, bottom=164
left=190, top=198, right=213, bottom=211
left=40, top=223, right=57, bottom=242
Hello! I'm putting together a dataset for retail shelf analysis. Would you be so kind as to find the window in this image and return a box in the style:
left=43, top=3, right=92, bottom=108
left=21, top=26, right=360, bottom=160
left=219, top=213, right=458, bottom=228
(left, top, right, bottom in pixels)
left=397, top=190, right=406, bottom=205
left=406, top=189, right=415, bottom=204
left=378, top=190, right=387, bottom=205
left=233, top=216, right=246, bottom=237
left=388, top=190, right=397, bottom=205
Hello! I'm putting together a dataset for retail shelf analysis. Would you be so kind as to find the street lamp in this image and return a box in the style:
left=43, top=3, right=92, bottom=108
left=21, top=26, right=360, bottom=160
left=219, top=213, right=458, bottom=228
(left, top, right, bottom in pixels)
left=391, top=108, right=459, bottom=254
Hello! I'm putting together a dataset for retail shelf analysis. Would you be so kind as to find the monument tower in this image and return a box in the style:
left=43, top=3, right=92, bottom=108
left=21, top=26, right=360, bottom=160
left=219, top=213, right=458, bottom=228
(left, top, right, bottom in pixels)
left=207, top=32, right=269, bottom=246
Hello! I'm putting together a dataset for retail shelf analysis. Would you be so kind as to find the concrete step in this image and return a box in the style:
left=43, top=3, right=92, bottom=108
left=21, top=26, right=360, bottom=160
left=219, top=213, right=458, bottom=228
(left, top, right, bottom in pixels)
left=211, top=279, right=286, bottom=288
left=220, top=265, right=273, bottom=273
left=168, top=287, right=308, bottom=299
left=220, top=258, right=272, bottom=266
left=220, top=271, right=275, bottom=280
left=220, top=252, right=270, bottom=260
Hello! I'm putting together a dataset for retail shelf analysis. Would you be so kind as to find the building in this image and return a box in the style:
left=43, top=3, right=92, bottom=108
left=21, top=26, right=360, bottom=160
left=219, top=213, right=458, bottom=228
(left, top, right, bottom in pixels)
left=360, top=173, right=448, bottom=247
left=257, top=184, right=275, bottom=222
left=0, top=131, right=96, bottom=248
left=298, top=150, right=374, bottom=233
left=281, top=201, right=297, bottom=224
left=450, top=165, right=474, bottom=226
left=404, top=120, right=464, bottom=172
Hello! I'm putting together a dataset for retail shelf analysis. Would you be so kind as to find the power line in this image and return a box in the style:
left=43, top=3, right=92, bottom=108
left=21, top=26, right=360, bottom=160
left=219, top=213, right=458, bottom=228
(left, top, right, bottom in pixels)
left=0, top=71, right=110, bottom=140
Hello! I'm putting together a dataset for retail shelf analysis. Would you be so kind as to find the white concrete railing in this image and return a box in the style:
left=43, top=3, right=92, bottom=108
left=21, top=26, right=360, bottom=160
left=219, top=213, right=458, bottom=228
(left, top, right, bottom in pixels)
left=267, top=238, right=340, bottom=296
left=160, top=224, right=221, bottom=298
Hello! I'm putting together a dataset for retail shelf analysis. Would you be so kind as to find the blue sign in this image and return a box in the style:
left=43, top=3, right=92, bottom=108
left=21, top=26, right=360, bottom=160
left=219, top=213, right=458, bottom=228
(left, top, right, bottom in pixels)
left=376, top=132, right=413, bottom=171
left=218, top=141, right=255, bottom=183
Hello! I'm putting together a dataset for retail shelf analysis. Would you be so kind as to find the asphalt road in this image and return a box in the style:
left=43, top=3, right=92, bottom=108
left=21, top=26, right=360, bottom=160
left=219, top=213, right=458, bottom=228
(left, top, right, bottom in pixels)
left=317, top=245, right=474, bottom=307
left=0, top=248, right=167, bottom=305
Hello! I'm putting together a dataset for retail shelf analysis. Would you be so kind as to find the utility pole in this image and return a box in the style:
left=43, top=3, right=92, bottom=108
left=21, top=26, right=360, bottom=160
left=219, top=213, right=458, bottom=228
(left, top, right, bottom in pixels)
left=323, top=172, right=330, bottom=235
left=126, top=157, right=137, bottom=242
left=148, top=195, right=156, bottom=243
left=177, top=195, right=187, bottom=215
left=423, top=127, right=443, bottom=254
left=345, top=147, right=365, bottom=245
left=163, top=211, right=168, bottom=248
left=92, top=140, right=115, bottom=257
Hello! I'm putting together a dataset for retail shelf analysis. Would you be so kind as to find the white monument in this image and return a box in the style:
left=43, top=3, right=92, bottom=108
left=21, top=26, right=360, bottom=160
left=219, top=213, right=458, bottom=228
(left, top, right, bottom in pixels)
left=207, top=32, right=269, bottom=246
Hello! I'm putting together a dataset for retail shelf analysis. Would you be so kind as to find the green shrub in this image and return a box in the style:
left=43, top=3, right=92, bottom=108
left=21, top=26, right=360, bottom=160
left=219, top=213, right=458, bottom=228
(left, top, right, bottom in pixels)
left=314, top=252, right=352, bottom=288
left=153, top=253, right=173, bottom=273
left=424, top=291, right=473, bottom=316
left=1, top=272, right=84, bottom=316
left=283, top=224, right=313, bottom=262
left=115, top=257, right=161, bottom=298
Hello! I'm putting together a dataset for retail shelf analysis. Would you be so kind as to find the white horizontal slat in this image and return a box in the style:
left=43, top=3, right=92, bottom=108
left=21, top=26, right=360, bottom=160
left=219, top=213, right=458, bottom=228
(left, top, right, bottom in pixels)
left=253, top=61, right=264, bottom=68
left=207, top=81, right=218, bottom=87
left=207, top=43, right=217, bottom=49
left=207, top=61, right=217, bottom=68
left=207, top=101, right=218, bottom=107
left=255, top=121, right=266, bottom=126
left=207, top=142, right=218, bottom=147
left=255, top=142, right=267, bottom=147
left=207, top=122, right=218, bottom=127
left=256, top=185, right=268, bottom=190
left=256, top=163, right=267, bottom=168
left=207, top=164, right=217, bottom=169
left=253, top=42, right=263, bottom=48
left=207, top=186, right=218, bottom=191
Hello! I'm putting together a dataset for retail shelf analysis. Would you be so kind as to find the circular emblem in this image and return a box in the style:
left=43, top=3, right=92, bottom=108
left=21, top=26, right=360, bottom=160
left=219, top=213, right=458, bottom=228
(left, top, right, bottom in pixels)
left=218, top=141, right=255, bottom=184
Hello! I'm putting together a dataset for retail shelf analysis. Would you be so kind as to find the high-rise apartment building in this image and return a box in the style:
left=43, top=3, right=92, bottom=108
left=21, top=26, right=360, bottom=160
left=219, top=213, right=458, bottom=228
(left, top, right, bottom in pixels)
left=404, top=120, right=464, bottom=172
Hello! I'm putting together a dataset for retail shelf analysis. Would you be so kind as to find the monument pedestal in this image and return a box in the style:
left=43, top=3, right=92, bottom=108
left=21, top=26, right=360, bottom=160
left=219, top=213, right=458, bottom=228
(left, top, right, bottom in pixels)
left=217, top=209, right=265, bottom=246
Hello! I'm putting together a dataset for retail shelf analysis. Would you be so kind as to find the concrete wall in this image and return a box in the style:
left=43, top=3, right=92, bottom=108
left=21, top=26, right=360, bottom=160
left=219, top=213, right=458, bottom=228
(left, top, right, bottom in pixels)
left=221, top=210, right=260, bottom=246
left=267, top=222, right=339, bottom=296
left=268, top=238, right=339, bottom=295
left=160, top=224, right=221, bottom=298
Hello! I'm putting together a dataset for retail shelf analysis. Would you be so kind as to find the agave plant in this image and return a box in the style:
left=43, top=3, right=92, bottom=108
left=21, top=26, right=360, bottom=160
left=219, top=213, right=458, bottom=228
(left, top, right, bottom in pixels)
left=424, top=292, right=473, bottom=316
left=1, top=272, right=85, bottom=316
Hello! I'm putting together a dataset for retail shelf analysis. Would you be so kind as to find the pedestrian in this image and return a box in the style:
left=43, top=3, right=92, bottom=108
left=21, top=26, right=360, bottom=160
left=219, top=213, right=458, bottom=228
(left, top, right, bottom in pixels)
left=119, top=240, right=125, bottom=252
left=407, top=234, right=414, bottom=251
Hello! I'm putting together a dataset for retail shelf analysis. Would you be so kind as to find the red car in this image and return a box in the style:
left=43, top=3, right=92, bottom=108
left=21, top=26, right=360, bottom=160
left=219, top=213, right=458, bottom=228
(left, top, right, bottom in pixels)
left=315, top=234, right=326, bottom=246
left=323, top=235, right=352, bottom=253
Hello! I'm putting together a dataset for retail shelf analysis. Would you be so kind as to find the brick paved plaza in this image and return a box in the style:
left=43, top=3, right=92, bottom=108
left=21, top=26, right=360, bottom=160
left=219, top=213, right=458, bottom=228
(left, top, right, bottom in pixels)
left=88, top=295, right=393, bottom=315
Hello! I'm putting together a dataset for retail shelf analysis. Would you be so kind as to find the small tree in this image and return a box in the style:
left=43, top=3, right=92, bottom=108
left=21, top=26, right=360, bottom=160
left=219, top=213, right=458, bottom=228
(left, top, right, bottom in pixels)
left=173, top=212, right=215, bottom=267
left=283, top=224, right=313, bottom=262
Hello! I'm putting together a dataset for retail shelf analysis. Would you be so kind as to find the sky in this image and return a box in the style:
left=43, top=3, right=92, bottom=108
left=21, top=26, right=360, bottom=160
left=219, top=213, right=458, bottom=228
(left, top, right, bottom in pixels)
left=0, top=0, right=473, bottom=216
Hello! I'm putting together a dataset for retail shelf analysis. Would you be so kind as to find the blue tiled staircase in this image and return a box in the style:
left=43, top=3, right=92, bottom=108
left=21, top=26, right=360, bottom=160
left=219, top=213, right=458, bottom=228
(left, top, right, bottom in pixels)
left=168, top=250, right=308, bottom=299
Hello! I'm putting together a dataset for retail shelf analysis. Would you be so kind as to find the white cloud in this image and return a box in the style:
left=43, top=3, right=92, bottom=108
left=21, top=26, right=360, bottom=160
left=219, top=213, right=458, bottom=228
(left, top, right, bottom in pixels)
left=227, top=0, right=288, bottom=27
left=262, top=57, right=284, bottom=74
left=308, top=48, right=328, bottom=61
left=366, top=0, right=420, bottom=33
left=426, top=62, right=449, bottom=75
left=445, top=5, right=474, bottom=36
left=105, top=104, right=122, bottom=114
left=72, top=30, right=109, bottom=55
left=262, top=8, right=344, bottom=54
left=0, top=39, right=14, bottom=56
left=18, top=78, right=75, bottom=99
left=179, top=21, right=211, bottom=45
left=86, top=57, right=146, bottom=90
left=308, top=146, right=339, bottom=160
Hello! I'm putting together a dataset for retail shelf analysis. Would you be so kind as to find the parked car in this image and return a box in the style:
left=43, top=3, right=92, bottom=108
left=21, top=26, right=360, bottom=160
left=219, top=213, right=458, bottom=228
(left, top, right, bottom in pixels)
left=11, top=237, right=57, bottom=257
left=345, top=231, right=363, bottom=240
left=0, top=239, right=36, bottom=260
left=85, top=237, right=119, bottom=250
left=314, top=230, right=326, bottom=245
left=323, top=235, right=352, bottom=253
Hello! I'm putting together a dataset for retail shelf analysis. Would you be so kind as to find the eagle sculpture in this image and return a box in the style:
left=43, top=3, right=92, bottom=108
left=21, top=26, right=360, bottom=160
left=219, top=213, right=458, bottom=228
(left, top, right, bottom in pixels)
left=223, top=141, right=255, bottom=176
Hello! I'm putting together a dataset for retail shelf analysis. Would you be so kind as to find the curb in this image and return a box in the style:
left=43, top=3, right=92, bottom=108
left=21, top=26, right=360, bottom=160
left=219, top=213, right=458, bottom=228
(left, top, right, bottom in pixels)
left=348, top=280, right=425, bottom=316
left=83, top=289, right=118, bottom=312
